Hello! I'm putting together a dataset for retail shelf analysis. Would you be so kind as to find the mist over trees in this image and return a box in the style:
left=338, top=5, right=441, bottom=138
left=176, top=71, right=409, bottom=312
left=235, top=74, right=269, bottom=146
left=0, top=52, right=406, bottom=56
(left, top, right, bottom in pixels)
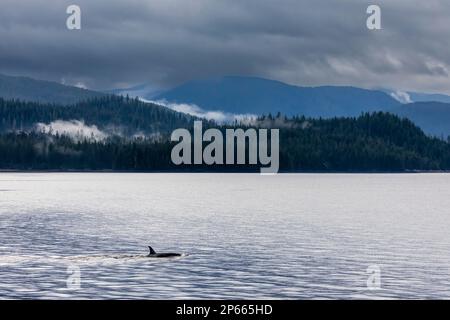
left=0, top=95, right=194, bottom=136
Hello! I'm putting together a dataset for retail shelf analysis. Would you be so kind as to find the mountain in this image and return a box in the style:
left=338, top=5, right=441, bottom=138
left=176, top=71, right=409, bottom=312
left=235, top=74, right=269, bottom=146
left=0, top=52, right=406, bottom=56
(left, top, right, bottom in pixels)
left=156, top=76, right=450, bottom=137
left=385, top=89, right=450, bottom=104
left=407, top=92, right=450, bottom=104
left=393, top=102, right=450, bottom=138
left=155, top=76, right=401, bottom=117
left=0, top=73, right=105, bottom=105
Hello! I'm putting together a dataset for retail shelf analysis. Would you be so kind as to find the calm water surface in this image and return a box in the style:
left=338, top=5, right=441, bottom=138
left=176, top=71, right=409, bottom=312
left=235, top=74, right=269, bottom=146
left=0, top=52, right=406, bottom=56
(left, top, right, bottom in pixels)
left=0, top=173, right=449, bottom=299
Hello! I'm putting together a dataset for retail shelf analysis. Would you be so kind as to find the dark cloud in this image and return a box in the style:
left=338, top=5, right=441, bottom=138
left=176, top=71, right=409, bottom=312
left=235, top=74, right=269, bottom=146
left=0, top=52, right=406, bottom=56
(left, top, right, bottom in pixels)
left=0, top=0, right=449, bottom=93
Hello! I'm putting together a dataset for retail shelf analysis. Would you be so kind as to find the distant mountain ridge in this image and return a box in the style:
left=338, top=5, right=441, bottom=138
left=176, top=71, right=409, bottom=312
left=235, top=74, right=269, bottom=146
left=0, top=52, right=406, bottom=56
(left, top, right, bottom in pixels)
left=154, top=76, right=401, bottom=117
left=155, top=76, right=450, bottom=137
left=393, top=102, right=450, bottom=138
left=0, top=73, right=105, bottom=105
left=385, top=89, right=450, bottom=104
left=407, top=92, right=450, bottom=104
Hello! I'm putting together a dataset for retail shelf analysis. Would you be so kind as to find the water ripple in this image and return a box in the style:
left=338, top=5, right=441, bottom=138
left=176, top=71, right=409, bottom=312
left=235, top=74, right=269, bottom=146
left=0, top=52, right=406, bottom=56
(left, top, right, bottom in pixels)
left=1, top=173, right=450, bottom=299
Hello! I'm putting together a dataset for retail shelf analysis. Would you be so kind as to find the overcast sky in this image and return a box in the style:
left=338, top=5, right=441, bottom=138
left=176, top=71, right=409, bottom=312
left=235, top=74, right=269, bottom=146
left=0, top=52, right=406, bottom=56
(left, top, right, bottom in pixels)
left=0, top=0, right=449, bottom=93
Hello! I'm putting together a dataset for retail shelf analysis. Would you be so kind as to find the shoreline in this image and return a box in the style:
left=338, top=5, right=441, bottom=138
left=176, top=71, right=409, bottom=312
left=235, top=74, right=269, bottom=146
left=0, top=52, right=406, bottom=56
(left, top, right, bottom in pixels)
left=1, top=169, right=449, bottom=174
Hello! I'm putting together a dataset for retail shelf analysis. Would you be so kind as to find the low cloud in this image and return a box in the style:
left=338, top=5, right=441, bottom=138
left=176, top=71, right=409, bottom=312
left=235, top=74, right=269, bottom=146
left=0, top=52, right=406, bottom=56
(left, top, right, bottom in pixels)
left=35, top=120, right=108, bottom=141
left=390, top=91, right=412, bottom=104
left=143, top=98, right=257, bottom=123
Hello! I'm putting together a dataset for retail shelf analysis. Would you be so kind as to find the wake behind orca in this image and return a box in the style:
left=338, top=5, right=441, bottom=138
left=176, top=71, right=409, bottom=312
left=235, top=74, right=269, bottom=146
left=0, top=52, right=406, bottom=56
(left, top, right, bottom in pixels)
left=147, top=246, right=183, bottom=258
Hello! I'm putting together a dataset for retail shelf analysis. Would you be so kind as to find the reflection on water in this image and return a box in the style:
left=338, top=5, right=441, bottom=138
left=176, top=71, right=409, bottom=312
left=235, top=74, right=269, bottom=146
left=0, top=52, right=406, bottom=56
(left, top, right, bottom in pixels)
left=1, top=173, right=450, bottom=299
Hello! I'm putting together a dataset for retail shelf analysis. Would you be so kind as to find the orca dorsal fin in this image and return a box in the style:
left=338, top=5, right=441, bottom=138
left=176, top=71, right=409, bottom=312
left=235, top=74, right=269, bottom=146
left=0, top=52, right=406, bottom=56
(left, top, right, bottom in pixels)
left=148, top=246, right=156, bottom=255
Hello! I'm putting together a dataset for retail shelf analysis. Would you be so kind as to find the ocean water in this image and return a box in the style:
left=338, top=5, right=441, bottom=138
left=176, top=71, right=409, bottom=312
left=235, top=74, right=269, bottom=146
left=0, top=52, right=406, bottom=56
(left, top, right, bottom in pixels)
left=0, top=172, right=450, bottom=299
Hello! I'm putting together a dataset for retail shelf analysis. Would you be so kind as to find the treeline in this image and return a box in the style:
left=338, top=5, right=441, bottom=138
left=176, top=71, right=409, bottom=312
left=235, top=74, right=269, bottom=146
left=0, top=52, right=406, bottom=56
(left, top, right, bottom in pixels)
left=1, top=112, right=450, bottom=171
left=275, top=112, right=450, bottom=171
left=0, top=95, right=194, bottom=135
left=0, top=133, right=174, bottom=171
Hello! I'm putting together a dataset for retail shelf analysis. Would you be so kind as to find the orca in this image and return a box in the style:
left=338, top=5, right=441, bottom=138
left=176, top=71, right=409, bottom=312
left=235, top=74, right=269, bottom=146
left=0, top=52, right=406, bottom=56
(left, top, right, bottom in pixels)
left=147, top=246, right=182, bottom=258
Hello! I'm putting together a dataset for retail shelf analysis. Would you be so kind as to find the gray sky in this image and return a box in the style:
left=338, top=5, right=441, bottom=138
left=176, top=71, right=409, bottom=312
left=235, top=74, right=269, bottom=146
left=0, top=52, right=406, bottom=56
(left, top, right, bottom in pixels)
left=1, top=0, right=449, bottom=93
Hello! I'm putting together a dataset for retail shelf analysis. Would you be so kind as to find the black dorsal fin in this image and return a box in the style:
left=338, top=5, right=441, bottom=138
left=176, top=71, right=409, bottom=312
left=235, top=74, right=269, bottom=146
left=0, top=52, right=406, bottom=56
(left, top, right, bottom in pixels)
left=148, top=246, right=156, bottom=255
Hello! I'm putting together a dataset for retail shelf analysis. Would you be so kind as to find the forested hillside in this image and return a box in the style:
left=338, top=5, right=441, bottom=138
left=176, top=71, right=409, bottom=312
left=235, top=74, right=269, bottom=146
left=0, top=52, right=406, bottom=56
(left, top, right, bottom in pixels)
left=0, top=95, right=194, bottom=136
left=1, top=112, right=449, bottom=171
